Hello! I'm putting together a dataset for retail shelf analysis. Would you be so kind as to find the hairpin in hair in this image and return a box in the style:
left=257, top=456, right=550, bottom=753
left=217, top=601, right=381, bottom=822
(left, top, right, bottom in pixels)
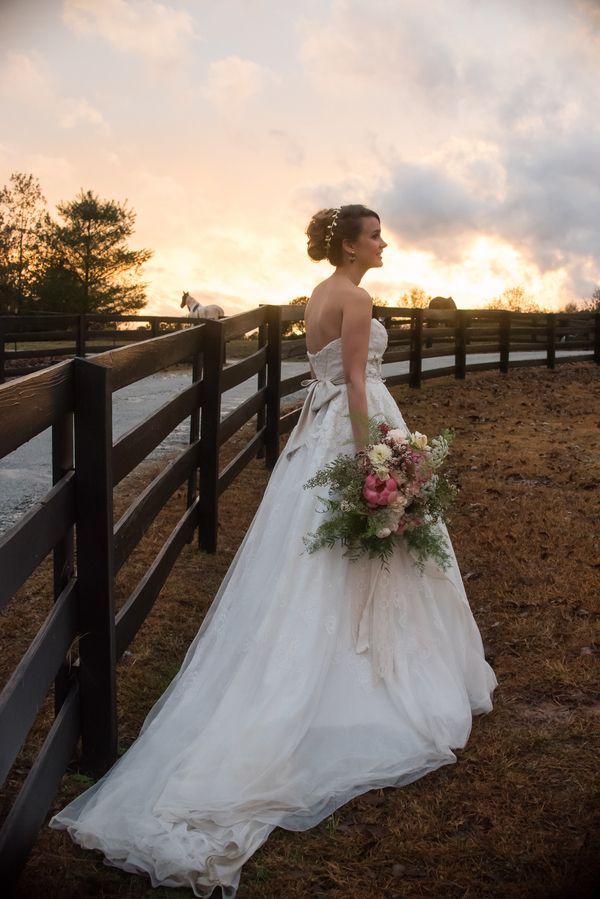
left=324, top=207, right=341, bottom=256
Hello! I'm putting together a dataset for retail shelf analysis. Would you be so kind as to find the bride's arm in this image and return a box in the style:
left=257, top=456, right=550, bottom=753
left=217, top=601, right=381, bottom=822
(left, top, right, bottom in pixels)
left=341, top=288, right=372, bottom=452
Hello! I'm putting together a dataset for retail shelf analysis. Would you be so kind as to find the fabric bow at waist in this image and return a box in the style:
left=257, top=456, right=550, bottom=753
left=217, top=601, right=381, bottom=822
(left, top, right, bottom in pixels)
left=284, top=375, right=346, bottom=458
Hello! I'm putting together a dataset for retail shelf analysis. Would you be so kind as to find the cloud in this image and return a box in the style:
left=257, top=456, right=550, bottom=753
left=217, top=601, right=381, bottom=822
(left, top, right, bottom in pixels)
left=0, top=51, right=109, bottom=135
left=0, top=51, right=54, bottom=104
left=202, top=56, right=274, bottom=111
left=299, top=0, right=600, bottom=298
left=62, top=0, right=197, bottom=65
left=59, top=97, right=110, bottom=134
left=375, top=126, right=600, bottom=294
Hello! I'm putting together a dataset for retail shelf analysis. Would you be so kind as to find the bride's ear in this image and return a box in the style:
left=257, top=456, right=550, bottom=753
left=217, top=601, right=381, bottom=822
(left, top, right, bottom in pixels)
left=342, top=238, right=356, bottom=262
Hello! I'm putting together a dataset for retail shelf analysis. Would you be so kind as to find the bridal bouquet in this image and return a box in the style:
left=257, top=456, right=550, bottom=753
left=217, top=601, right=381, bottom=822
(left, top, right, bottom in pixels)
left=303, top=418, right=456, bottom=569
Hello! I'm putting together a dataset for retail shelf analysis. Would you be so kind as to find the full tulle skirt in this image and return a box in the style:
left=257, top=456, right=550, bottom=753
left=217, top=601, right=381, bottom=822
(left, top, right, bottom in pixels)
left=50, top=381, right=496, bottom=897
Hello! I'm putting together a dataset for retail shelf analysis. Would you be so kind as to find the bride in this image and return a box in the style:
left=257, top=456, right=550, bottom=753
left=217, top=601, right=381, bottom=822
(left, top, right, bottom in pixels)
left=50, top=205, right=497, bottom=897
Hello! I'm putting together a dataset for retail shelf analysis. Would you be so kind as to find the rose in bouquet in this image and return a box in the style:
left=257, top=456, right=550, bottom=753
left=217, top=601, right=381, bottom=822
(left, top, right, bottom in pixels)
left=303, top=417, right=456, bottom=569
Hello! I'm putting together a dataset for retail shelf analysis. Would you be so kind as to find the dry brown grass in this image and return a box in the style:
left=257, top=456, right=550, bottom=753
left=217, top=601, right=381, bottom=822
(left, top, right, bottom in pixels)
left=2, top=361, right=599, bottom=899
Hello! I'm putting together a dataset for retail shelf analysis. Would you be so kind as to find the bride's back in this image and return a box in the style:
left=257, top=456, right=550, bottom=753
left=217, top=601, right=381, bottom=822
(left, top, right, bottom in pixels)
left=304, top=277, right=364, bottom=355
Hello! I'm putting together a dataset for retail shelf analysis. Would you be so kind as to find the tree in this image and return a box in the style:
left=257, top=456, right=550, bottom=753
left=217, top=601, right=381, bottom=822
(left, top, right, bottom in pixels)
left=282, top=296, right=309, bottom=337
left=398, top=286, right=431, bottom=308
left=486, top=285, right=545, bottom=313
left=579, top=286, right=600, bottom=312
left=37, top=189, right=152, bottom=314
left=372, top=296, right=389, bottom=311
left=0, top=172, right=47, bottom=306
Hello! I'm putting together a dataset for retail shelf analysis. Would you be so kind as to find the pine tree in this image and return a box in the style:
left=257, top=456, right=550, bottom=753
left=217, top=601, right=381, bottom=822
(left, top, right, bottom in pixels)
left=38, top=189, right=152, bottom=314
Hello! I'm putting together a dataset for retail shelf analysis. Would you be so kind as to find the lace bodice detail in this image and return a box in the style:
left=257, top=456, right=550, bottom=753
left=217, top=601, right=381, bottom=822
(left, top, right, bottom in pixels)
left=307, top=318, right=388, bottom=382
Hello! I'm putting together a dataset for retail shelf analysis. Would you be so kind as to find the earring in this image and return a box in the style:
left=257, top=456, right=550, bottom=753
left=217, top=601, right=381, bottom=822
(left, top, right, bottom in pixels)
left=349, top=252, right=356, bottom=263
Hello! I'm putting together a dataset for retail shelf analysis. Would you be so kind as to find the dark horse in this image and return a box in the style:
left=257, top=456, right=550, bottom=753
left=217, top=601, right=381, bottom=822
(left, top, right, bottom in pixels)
left=425, top=296, right=457, bottom=347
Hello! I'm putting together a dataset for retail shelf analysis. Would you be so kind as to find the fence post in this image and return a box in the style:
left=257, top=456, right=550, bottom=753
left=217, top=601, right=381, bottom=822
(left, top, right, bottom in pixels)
left=52, top=410, right=75, bottom=715
left=455, top=310, right=467, bottom=379
left=499, top=311, right=510, bottom=374
left=255, top=320, right=267, bottom=459
left=264, top=304, right=282, bottom=468
left=595, top=313, right=600, bottom=365
left=0, top=318, right=5, bottom=384
left=186, top=337, right=204, bottom=514
left=74, top=358, right=117, bottom=775
left=409, top=308, right=423, bottom=389
left=151, top=317, right=160, bottom=339
left=198, top=319, right=224, bottom=552
left=546, top=313, right=556, bottom=370
left=76, top=314, right=86, bottom=357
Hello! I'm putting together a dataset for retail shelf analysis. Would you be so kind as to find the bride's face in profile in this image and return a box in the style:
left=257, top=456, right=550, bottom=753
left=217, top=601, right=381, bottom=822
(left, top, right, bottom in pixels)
left=347, top=216, right=387, bottom=270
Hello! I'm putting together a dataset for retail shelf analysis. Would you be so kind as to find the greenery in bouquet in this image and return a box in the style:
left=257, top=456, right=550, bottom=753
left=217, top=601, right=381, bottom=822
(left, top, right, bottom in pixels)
left=303, top=417, right=456, bottom=570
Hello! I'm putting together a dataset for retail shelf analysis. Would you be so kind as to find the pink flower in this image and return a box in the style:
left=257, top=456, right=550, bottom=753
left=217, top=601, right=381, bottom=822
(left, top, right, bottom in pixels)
left=387, top=428, right=407, bottom=445
left=363, top=475, right=399, bottom=507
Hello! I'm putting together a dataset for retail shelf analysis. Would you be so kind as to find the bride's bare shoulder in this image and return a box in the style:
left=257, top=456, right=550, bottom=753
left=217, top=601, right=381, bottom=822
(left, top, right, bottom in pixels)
left=338, top=283, right=372, bottom=315
left=309, top=277, right=371, bottom=305
left=305, top=279, right=371, bottom=333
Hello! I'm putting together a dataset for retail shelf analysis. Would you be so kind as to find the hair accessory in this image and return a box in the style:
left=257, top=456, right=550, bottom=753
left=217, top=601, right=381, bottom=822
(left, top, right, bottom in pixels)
left=324, top=207, right=341, bottom=256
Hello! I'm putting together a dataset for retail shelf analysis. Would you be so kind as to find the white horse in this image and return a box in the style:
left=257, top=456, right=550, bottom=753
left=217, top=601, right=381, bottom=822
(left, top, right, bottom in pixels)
left=180, top=291, right=224, bottom=320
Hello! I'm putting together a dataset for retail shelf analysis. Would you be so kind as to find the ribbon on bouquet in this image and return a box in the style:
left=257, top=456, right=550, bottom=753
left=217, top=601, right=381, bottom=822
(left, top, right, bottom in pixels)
left=284, top=375, right=346, bottom=458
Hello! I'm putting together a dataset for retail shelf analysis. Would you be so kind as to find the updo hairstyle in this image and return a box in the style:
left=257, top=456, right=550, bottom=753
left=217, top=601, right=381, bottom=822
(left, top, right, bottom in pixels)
left=306, top=204, right=380, bottom=266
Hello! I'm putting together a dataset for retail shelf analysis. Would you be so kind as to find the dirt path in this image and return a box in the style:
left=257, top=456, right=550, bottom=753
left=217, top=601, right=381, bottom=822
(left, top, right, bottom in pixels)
left=5, top=361, right=599, bottom=899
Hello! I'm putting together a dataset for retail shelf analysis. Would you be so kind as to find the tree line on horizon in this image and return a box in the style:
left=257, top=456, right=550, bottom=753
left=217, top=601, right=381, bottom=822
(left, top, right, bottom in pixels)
left=1, top=171, right=598, bottom=320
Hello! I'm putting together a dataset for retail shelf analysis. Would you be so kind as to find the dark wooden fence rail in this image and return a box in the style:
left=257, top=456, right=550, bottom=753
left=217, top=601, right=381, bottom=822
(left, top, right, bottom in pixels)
left=0, top=304, right=598, bottom=888
left=278, top=304, right=598, bottom=387
left=0, top=360, right=79, bottom=884
left=0, top=304, right=294, bottom=888
left=0, top=313, right=197, bottom=383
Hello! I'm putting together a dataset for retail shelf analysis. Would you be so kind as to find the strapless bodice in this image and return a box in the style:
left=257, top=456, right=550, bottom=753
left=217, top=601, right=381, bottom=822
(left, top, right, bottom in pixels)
left=306, top=318, right=388, bottom=382
left=284, top=319, right=389, bottom=460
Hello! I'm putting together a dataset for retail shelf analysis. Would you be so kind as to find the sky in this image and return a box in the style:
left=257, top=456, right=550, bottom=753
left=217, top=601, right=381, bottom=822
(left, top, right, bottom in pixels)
left=1, top=0, right=599, bottom=315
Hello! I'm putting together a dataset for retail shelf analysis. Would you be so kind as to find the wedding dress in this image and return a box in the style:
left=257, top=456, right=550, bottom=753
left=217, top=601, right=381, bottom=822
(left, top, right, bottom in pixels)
left=50, top=318, right=497, bottom=897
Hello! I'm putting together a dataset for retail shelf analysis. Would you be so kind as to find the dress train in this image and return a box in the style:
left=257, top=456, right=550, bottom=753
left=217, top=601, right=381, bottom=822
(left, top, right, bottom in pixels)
left=50, top=319, right=496, bottom=896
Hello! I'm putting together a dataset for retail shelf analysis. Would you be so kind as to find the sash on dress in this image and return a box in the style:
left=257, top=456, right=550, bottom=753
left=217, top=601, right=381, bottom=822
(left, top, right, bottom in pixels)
left=284, top=375, right=346, bottom=458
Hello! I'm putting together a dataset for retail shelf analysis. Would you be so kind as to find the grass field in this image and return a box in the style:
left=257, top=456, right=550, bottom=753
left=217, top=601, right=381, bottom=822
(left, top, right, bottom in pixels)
left=2, top=361, right=599, bottom=899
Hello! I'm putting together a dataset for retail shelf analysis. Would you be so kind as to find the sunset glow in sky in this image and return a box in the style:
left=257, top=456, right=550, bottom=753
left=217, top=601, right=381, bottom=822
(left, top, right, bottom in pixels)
left=1, top=0, right=599, bottom=315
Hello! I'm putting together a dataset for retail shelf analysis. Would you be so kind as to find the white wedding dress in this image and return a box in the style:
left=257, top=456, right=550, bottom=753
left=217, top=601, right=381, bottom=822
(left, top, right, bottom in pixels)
left=50, top=318, right=497, bottom=896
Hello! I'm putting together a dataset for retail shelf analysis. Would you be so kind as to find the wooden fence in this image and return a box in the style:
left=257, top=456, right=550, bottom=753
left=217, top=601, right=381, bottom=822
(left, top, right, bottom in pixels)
left=0, top=304, right=598, bottom=888
left=0, top=312, right=196, bottom=383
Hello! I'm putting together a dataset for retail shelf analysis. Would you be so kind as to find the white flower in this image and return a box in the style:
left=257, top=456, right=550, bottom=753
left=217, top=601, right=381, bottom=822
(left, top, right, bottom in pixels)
left=411, top=431, right=428, bottom=450
left=387, top=428, right=407, bottom=445
left=375, top=466, right=390, bottom=480
left=429, top=435, right=449, bottom=467
left=340, top=500, right=352, bottom=512
left=368, top=443, right=392, bottom=466
left=422, top=473, right=439, bottom=496
left=376, top=527, right=391, bottom=538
